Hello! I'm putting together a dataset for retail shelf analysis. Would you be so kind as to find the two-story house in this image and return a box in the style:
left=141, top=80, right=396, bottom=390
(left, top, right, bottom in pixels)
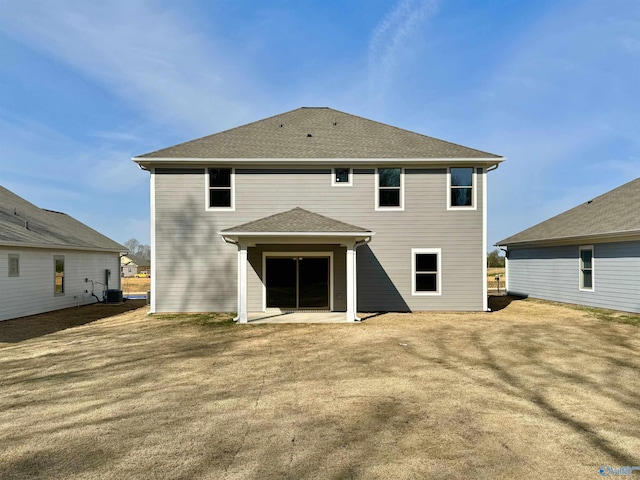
left=133, top=107, right=504, bottom=322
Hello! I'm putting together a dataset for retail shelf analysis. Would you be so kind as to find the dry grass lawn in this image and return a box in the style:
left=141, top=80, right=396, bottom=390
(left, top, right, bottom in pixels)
left=1, top=298, right=639, bottom=479
left=121, top=277, right=150, bottom=294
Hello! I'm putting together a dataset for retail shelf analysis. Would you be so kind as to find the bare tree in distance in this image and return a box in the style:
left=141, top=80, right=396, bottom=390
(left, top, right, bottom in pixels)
left=124, top=238, right=151, bottom=261
left=487, top=248, right=505, bottom=268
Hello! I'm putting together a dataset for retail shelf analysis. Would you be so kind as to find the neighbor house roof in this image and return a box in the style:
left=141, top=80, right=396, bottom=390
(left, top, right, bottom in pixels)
left=220, top=207, right=373, bottom=235
left=0, top=186, right=126, bottom=252
left=497, top=177, right=640, bottom=246
left=134, top=107, right=503, bottom=161
left=121, top=254, right=150, bottom=267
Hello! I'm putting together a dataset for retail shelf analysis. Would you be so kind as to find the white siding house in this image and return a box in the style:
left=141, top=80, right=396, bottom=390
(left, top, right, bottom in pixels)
left=497, top=177, right=640, bottom=313
left=0, top=186, right=126, bottom=321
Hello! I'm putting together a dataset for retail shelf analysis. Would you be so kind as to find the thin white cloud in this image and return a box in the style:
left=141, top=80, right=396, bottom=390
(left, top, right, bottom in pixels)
left=0, top=0, right=258, bottom=134
left=367, top=0, right=440, bottom=103
left=477, top=0, right=640, bottom=245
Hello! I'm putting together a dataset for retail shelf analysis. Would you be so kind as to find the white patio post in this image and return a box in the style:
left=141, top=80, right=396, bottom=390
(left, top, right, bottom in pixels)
left=237, top=243, right=248, bottom=323
left=346, top=243, right=356, bottom=322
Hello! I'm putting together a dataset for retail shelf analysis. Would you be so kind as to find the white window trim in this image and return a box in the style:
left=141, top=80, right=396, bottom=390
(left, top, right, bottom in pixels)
left=447, top=166, right=477, bottom=210
left=205, top=167, right=235, bottom=211
left=579, top=245, right=594, bottom=292
left=411, top=248, right=442, bottom=296
left=331, top=167, right=353, bottom=186
left=262, top=252, right=334, bottom=311
left=375, top=168, right=404, bottom=211
left=8, top=254, right=19, bottom=277
left=54, top=255, right=65, bottom=296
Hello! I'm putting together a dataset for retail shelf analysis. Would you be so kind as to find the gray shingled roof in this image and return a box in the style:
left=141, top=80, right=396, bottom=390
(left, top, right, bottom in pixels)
left=497, top=177, right=640, bottom=246
left=136, top=107, right=502, bottom=160
left=221, top=208, right=372, bottom=234
left=0, top=186, right=126, bottom=252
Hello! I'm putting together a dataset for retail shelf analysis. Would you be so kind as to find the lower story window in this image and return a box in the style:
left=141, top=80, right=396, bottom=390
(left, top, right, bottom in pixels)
left=8, top=254, right=19, bottom=277
left=579, top=246, right=593, bottom=291
left=54, top=255, right=65, bottom=295
left=412, top=248, right=441, bottom=295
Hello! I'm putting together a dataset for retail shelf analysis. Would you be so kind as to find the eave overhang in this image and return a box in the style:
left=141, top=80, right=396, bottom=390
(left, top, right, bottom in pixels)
left=0, top=241, right=127, bottom=254
left=133, top=157, right=506, bottom=170
left=496, top=230, right=640, bottom=248
left=220, top=231, right=375, bottom=247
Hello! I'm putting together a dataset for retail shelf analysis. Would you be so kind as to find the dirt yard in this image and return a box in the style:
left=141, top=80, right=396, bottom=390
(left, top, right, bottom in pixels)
left=1, top=298, right=639, bottom=479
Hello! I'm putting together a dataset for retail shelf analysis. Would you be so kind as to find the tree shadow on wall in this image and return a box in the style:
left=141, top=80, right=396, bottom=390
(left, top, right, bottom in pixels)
left=156, top=197, right=236, bottom=313
left=357, top=245, right=410, bottom=312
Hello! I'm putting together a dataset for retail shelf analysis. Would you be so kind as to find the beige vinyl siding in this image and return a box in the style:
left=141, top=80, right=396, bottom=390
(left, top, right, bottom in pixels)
left=507, top=241, right=640, bottom=313
left=0, top=248, right=120, bottom=321
left=153, top=166, right=485, bottom=313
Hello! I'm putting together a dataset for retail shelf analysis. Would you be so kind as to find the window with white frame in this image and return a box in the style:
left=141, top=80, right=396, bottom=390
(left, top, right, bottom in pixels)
left=376, top=168, right=403, bottom=209
left=579, top=246, right=594, bottom=291
left=54, top=255, right=64, bottom=295
left=207, top=168, right=234, bottom=209
left=448, top=167, right=475, bottom=208
left=412, top=248, right=441, bottom=295
left=332, top=167, right=352, bottom=186
left=8, top=254, right=19, bottom=277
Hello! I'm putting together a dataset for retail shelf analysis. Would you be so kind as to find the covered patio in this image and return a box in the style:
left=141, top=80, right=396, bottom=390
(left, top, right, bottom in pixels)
left=220, top=208, right=375, bottom=323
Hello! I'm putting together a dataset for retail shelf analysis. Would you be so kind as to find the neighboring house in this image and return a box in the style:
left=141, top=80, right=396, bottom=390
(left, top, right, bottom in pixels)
left=133, top=107, right=504, bottom=321
left=496, top=177, right=640, bottom=313
left=0, top=186, right=125, bottom=321
left=121, top=254, right=150, bottom=277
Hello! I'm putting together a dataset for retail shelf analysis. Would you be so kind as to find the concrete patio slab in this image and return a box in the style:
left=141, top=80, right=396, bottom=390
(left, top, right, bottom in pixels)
left=247, top=311, right=351, bottom=324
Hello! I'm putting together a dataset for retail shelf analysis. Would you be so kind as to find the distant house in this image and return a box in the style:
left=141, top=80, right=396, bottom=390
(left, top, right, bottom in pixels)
left=121, top=254, right=150, bottom=277
left=0, top=186, right=126, bottom=321
left=497, top=178, right=640, bottom=313
left=133, top=107, right=504, bottom=321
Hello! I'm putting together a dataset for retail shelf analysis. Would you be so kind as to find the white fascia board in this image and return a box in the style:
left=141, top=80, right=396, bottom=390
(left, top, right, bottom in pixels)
left=220, top=231, right=375, bottom=237
left=133, top=157, right=506, bottom=167
left=496, top=230, right=640, bottom=248
left=0, top=242, right=125, bottom=253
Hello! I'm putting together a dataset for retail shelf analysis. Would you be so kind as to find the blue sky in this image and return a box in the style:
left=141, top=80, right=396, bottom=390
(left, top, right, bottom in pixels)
left=1, top=0, right=639, bottom=248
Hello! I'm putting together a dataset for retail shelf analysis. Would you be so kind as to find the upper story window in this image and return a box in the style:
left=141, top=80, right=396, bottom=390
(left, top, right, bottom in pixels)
left=412, top=248, right=442, bottom=295
left=448, top=167, right=476, bottom=209
left=376, top=168, right=404, bottom=210
left=54, top=255, right=64, bottom=295
left=579, top=246, right=594, bottom=291
left=332, top=168, right=352, bottom=186
left=8, top=254, right=19, bottom=277
left=207, top=168, right=234, bottom=210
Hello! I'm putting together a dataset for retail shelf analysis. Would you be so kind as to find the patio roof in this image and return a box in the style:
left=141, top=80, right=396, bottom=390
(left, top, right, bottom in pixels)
left=220, top=207, right=374, bottom=240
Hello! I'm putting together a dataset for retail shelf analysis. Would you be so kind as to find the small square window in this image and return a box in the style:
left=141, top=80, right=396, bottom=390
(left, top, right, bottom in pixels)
left=8, top=254, right=19, bottom=277
left=332, top=168, right=352, bottom=186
